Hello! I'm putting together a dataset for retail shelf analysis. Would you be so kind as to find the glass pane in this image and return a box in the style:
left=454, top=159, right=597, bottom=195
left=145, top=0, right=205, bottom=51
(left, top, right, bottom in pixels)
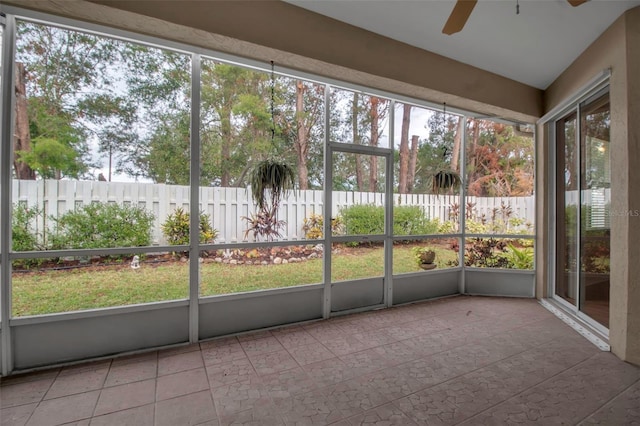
left=392, top=238, right=459, bottom=275
left=555, top=113, right=578, bottom=305
left=465, top=120, right=535, bottom=235
left=329, top=88, right=390, bottom=148
left=393, top=104, right=460, bottom=234
left=333, top=152, right=386, bottom=236
left=199, top=245, right=323, bottom=296
left=199, top=60, right=325, bottom=243
left=580, top=93, right=610, bottom=327
left=13, top=21, right=191, bottom=250
left=12, top=253, right=188, bottom=316
left=464, top=237, right=534, bottom=269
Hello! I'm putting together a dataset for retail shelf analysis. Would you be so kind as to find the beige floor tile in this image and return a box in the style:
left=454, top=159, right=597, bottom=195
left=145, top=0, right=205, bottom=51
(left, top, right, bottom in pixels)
left=26, top=391, right=99, bottom=426
left=0, top=402, right=38, bottom=426
left=90, top=404, right=154, bottom=426
left=94, top=379, right=156, bottom=416
left=157, top=350, right=203, bottom=376
left=104, top=359, right=157, bottom=387
left=154, top=390, right=216, bottom=426
left=0, top=379, right=53, bottom=409
left=156, top=368, right=209, bottom=401
left=44, top=369, right=107, bottom=400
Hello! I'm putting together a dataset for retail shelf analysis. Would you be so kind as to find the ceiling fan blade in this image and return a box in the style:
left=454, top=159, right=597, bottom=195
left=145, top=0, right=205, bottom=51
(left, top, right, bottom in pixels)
left=567, top=0, right=587, bottom=6
left=442, top=0, right=478, bottom=35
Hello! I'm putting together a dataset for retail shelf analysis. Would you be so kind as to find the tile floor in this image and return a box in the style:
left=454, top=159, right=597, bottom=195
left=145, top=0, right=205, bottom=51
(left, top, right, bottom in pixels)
left=1, top=295, right=639, bottom=425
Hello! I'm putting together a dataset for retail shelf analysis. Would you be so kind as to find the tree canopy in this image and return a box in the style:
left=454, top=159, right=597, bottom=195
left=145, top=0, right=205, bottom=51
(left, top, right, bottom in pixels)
left=13, top=20, right=534, bottom=198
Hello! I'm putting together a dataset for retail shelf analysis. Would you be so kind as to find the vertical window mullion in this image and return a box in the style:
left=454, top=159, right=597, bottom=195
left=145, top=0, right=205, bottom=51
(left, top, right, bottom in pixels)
left=189, top=53, right=201, bottom=343
left=0, top=13, right=16, bottom=375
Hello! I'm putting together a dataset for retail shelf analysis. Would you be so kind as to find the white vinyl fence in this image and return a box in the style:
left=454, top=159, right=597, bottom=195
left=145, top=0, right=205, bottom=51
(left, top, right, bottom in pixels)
left=12, top=180, right=535, bottom=246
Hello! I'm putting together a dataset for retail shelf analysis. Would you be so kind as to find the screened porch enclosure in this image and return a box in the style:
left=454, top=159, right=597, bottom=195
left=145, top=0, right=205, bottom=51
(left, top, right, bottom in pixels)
left=0, top=8, right=535, bottom=375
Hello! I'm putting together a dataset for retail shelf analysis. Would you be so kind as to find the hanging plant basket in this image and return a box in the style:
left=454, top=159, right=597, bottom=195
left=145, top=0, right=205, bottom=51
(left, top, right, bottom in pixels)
left=432, top=170, right=461, bottom=194
left=249, top=158, right=295, bottom=212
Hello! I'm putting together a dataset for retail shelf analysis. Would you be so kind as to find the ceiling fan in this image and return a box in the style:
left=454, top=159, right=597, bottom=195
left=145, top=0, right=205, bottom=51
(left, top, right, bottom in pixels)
left=442, top=0, right=588, bottom=35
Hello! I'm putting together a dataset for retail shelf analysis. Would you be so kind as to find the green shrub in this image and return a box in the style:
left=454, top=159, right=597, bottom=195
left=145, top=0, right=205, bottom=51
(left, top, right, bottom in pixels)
left=462, top=238, right=534, bottom=269
left=393, top=206, right=439, bottom=235
left=162, top=207, right=217, bottom=245
left=465, top=219, right=490, bottom=234
left=50, top=202, right=155, bottom=249
left=341, top=204, right=385, bottom=237
left=12, top=203, right=43, bottom=252
left=437, top=219, right=457, bottom=234
left=340, top=204, right=439, bottom=245
left=463, top=238, right=510, bottom=268
left=502, top=243, right=534, bottom=270
left=12, top=203, right=47, bottom=269
left=302, top=213, right=344, bottom=239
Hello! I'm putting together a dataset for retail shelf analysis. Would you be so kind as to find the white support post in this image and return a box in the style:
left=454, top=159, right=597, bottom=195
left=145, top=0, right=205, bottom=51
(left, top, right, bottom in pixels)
left=1, top=13, right=16, bottom=375
left=323, top=85, right=332, bottom=319
left=188, top=54, right=201, bottom=343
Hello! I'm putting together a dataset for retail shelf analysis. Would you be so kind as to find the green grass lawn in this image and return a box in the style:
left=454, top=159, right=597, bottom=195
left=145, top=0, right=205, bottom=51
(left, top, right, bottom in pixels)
left=12, top=245, right=458, bottom=316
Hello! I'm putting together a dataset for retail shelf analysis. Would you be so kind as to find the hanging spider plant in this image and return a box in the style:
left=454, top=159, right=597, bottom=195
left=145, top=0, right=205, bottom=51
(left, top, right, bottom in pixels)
left=432, top=170, right=462, bottom=194
left=249, top=158, right=295, bottom=212
left=245, top=158, right=295, bottom=241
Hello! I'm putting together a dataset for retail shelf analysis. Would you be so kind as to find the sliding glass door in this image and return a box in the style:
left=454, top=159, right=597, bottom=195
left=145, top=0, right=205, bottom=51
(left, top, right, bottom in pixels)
left=554, top=89, right=610, bottom=330
left=555, top=112, right=578, bottom=306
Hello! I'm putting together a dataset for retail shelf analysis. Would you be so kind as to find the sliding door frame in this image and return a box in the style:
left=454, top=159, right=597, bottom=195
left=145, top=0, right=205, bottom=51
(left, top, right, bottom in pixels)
left=545, top=76, right=611, bottom=337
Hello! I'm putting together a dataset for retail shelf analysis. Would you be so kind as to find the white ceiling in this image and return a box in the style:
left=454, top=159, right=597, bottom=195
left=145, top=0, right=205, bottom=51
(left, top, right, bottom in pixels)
left=285, top=0, right=640, bottom=89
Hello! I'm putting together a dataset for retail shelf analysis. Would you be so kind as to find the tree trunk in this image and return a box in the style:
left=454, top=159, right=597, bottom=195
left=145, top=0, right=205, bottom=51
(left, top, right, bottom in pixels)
left=451, top=118, right=464, bottom=173
left=295, top=80, right=309, bottom=190
left=467, top=119, right=480, bottom=196
left=220, top=108, right=232, bottom=187
left=14, top=62, right=37, bottom=180
left=407, top=135, right=419, bottom=193
left=398, top=104, right=411, bottom=193
left=352, top=92, right=364, bottom=191
left=369, top=97, right=380, bottom=191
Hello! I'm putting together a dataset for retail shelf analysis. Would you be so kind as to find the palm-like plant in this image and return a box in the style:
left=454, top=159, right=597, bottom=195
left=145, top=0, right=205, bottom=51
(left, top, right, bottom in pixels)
left=245, top=158, right=295, bottom=241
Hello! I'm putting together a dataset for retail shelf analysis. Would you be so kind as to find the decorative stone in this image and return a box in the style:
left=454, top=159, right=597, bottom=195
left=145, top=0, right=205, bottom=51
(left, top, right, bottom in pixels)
left=261, top=261, right=268, bottom=265
left=273, top=257, right=283, bottom=264
left=230, top=259, right=238, bottom=265
left=282, top=259, right=288, bottom=264
left=214, top=257, right=223, bottom=263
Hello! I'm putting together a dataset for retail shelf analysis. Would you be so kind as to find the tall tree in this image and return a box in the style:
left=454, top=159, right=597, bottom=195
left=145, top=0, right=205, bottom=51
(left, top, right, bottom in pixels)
left=15, top=22, right=124, bottom=179
left=200, top=62, right=272, bottom=187
left=138, top=111, right=190, bottom=185
left=407, top=135, right=420, bottom=193
left=120, top=45, right=190, bottom=182
left=352, top=92, right=365, bottom=190
left=466, top=120, right=534, bottom=196
left=451, top=118, right=464, bottom=173
left=368, top=96, right=382, bottom=191
left=13, top=62, right=36, bottom=179
left=398, top=104, right=412, bottom=193
left=279, top=80, right=324, bottom=190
